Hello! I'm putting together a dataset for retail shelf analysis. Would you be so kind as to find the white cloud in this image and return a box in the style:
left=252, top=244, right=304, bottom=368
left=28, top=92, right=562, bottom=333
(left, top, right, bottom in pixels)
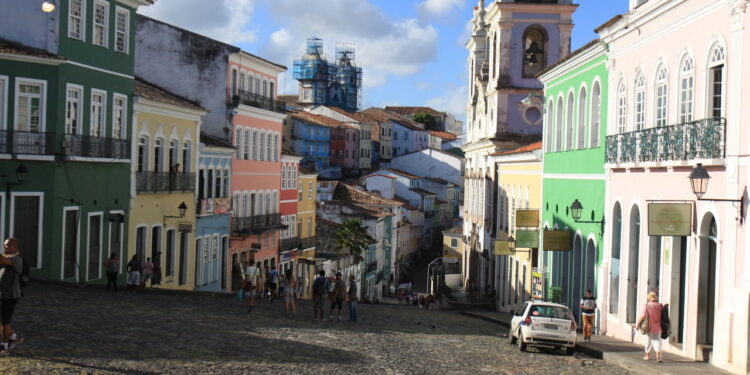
left=416, top=0, right=466, bottom=20
left=261, top=0, right=438, bottom=92
left=138, top=0, right=257, bottom=44
left=426, top=84, right=467, bottom=121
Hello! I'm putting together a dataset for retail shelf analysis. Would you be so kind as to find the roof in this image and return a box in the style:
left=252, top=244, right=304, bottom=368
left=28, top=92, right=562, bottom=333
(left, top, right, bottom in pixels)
left=326, top=106, right=372, bottom=123
left=384, top=106, right=444, bottom=117
left=429, top=130, right=457, bottom=140
left=411, top=188, right=436, bottom=197
left=489, top=141, right=543, bottom=156
left=333, top=183, right=402, bottom=207
left=594, top=14, right=624, bottom=33
left=443, top=226, right=462, bottom=235
left=291, top=111, right=350, bottom=129
left=0, top=38, right=64, bottom=61
left=299, top=167, right=318, bottom=175
left=393, top=196, right=419, bottom=211
left=200, top=132, right=234, bottom=149
left=317, top=217, right=341, bottom=228
left=363, top=174, right=396, bottom=180
left=359, top=107, right=424, bottom=130
left=382, top=168, right=421, bottom=180
left=424, top=177, right=453, bottom=186
left=134, top=78, right=206, bottom=111
left=536, top=39, right=601, bottom=78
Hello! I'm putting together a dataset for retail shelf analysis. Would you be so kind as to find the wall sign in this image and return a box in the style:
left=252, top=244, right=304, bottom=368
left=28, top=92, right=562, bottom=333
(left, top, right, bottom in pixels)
left=515, top=229, right=539, bottom=248
left=494, top=240, right=514, bottom=256
left=647, top=203, right=692, bottom=236
left=515, top=209, right=540, bottom=228
left=543, top=230, right=571, bottom=251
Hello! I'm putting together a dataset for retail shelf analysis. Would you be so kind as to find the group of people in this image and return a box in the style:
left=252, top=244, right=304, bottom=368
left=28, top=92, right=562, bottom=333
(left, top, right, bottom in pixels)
left=116, top=254, right=162, bottom=293
left=312, top=271, right=358, bottom=322
left=397, top=289, right=438, bottom=310
left=239, top=261, right=298, bottom=316
left=579, top=289, right=670, bottom=363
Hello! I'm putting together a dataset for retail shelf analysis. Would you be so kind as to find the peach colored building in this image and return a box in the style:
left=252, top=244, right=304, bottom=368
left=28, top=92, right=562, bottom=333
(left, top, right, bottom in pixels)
left=598, top=1, right=750, bottom=372
left=227, top=52, right=287, bottom=276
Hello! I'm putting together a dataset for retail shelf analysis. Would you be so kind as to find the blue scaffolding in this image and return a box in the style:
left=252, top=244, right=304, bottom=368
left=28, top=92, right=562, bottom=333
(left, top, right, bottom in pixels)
left=293, top=38, right=362, bottom=112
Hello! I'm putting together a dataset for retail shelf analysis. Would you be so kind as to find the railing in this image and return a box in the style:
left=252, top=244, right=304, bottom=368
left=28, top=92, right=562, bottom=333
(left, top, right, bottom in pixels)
left=136, top=172, right=195, bottom=193
left=63, top=135, right=130, bottom=159
left=366, top=261, right=377, bottom=274
left=232, top=213, right=282, bottom=234
left=300, top=237, right=316, bottom=249
left=606, top=118, right=726, bottom=164
left=281, top=237, right=300, bottom=251
left=0, top=130, right=55, bottom=155
left=231, top=90, right=286, bottom=113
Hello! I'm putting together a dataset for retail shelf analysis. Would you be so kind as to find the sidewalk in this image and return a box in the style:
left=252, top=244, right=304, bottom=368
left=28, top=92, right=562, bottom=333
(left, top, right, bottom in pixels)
left=459, top=310, right=730, bottom=375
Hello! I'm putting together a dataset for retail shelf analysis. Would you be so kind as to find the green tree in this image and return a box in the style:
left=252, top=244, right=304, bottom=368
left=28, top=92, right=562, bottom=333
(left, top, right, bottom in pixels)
left=413, top=113, right=438, bottom=130
left=335, top=219, right=374, bottom=258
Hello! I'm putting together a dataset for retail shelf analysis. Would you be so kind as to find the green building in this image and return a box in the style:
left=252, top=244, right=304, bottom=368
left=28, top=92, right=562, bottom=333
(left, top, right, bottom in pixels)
left=538, top=40, right=608, bottom=319
left=0, top=0, right=151, bottom=282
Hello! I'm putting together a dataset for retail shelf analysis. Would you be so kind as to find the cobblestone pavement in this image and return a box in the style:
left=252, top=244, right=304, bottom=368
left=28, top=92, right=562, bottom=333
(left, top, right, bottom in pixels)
left=0, top=283, right=634, bottom=375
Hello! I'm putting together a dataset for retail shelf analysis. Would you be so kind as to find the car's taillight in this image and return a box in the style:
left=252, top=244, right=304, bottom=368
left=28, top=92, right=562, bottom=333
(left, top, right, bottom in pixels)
left=570, top=321, right=576, bottom=331
left=524, top=316, right=532, bottom=326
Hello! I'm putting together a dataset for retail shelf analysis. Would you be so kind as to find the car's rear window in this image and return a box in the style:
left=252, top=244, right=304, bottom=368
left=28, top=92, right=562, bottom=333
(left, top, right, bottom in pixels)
left=528, top=305, right=572, bottom=320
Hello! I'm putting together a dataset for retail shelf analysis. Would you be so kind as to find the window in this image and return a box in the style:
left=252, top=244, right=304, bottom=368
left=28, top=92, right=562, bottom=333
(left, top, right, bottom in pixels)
left=62, top=207, right=79, bottom=279
left=214, top=169, right=221, bottom=197
left=69, top=0, right=85, bottom=40
left=182, top=141, right=191, bottom=173
left=307, top=217, right=312, bottom=237
left=555, top=97, right=563, bottom=151
left=108, top=212, right=123, bottom=273
left=234, top=128, right=242, bottom=159
left=616, top=80, right=626, bottom=133
left=708, top=45, right=726, bottom=118
left=634, top=73, right=645, bottom=131
left=168, top=140, right=178, bottom=171
left=137, top=137, right=148, bottom=172
left=231, top=69, right=238, bottom=96
left=151, top=226, right=161, bottom=267
left=259, top=131, right=265, bottom=161
left=154, top=138, right=164, bottom=172
left=263, top=80, right=268, bottom=97
left=239, top=72, right=245, bottom=91
left=282, top=165, right=287, bottom=189
left=91, top=90, right=106, bottom=137
left=65, top=85, right=83, bottom=135
left=243, top=128, right=250, bottom=160
left=166, top=229, right=175, bottom=277
left=566, top=93, right=574, bottom=150
left=655, top=66, right=668, bottom=127
left=450, top=238, right=458, bottom=248
left=292, top=168, right=297, bottom=189
left=15, top=81, right=44, bottom=132
left=578, top=87, right=586, bottom=149
left=114, top=7, right=129, bottom=53
left=93, top=1, right=109, bottom=47
left=679, top=56, right=694, bottom=123
left=222, top=170, right=229, bottom=197
left=308, top=182, right=312, bottom=199
left=266, top=133, right=272, bottom=161
left=590, top=82, right=601, bottom=147
left=522, top=26, right=547, bottom=77
left=273, top=134, right=279, bottom=162
left=179, top=232, right=188, bottom=285
left=112, top=94, right=126, bottom=139
left=87, top=214, right=102, bottom=280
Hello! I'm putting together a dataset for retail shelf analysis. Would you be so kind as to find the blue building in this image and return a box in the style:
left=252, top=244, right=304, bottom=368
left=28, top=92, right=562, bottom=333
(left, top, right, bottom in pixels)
left=290, top=111, right=342, bottom=179
left=196, top=133, right=234, bottom=292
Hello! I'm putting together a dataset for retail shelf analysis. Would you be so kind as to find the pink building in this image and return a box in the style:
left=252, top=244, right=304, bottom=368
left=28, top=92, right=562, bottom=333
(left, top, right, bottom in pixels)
left=227, top=52, right=287, bottom=277
left=598, top=1, right=750, bottom=372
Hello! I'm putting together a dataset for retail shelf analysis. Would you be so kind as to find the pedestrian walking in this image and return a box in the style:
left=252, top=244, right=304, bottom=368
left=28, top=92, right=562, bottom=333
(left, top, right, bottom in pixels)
left=104, top=253, right=120, bottom=291
left=347, top=275, right=358, bottom=322
left=331, top=272, right=347, bottom=322
left=281, top=270, right=297, bottom=317
left=580, top=289, right=597, bottom=342
left=126, top=255, right=141, bottom=293
left=637, top=291, right=664, bottom=362
left=245, top=261, right=260, bottom=287
left=327, top=274, right=336, bottom=319
left=267, top=267, right=279, bottom=301
left=142, top=257, right=154, bottom=288
left=242, top=279, right=257, bottom=314
left=312, top=271, right=329, bottom=321
left=0, top=238, right=25, bottom=355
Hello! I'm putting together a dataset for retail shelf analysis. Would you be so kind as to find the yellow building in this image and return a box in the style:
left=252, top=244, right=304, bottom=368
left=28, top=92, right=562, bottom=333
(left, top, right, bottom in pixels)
left=490, top=141, right=543, bottom=312
left=294, top=167, right=318, bottom=299
left=129, top=79, right=206, bottom=290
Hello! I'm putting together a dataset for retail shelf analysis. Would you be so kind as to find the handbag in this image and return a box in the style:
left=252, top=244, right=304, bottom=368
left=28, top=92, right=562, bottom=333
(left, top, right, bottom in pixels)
left=638, top=307, right=650, bottom=335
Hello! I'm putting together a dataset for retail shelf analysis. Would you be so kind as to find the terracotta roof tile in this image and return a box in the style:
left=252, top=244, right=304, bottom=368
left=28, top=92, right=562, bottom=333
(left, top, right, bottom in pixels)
left=489, top=141, right=543, bottom=156
left=333, top=183, right=401, bottom=207
left=411, top=188, right=436, bottom=196
left=291, top=111, right=355, bottom=129
left=382, top=168, right=420, bottom=180
left=134, top=78, right=206, bottom=111
left=359, top=107, right=424, bottom=130
left=384, top=106, right=444, bottom=117
left=429, top=130, right=457, bottom=140
left=393, top=196, right=419, bottom=211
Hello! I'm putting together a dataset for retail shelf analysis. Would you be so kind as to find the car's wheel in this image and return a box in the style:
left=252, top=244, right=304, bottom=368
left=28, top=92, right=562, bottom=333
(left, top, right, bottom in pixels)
left=566, top=347, right=575, bottom=356
left=509, top=329, right=517, bottom=345
left=517, top=331, right=527, bottom=352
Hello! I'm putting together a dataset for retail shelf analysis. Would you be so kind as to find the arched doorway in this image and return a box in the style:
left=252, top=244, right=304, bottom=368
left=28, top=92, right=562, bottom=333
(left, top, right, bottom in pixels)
left=610, top=203, right=622, bottom=316
left=626, top=205, right=641, bottom=324
left=570, top=234, right=584, bottom=320
left=585, top=238, right=596, bottom=293
left=697, top=214, right=718, bottom=347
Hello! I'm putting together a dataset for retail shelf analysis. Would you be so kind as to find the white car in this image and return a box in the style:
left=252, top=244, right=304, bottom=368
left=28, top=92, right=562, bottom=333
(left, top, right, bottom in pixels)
left=509, top=301, right=577, bottom=355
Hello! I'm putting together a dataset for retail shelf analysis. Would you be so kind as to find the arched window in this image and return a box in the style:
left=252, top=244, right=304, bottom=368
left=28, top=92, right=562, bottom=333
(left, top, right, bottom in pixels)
left=266, top=132, right=272, bottom=161
left=239, top=72, right=245, bottom=92
left=273, top=133, right=279, bottom=162
left=679, top=55, right=694, bottom=123
left=292, top=166, right=297, bottom=189
left=231, top=68, right=238, bottom=95
left=590, top=82, right=601, bottom=148
left=265, top=192, right=271, bottom=214
left=616, top=80, right=627, bottom=133
left=258, top=131, right=265, bottom=161
left=610, top=202, right=622, bottom=315
left=655, top=65, right=668, bottom=127
left=634, top=72, right=646, bottom=130
left=182, top=141, right=191, bottom=173
left=269, top=82, right=275, bottom=100
left=555, top=97, right=563, bottom=152
left=252, top=129, right=258, bottom=160
left=234, top=128, right=242, bottom=159
left=137, top=136, right=148, bottom=172
left=708, top=44, right=726, bottom=118
left=153, top=138, right=164, bottom=172
left=566, top=92, right=574, bottom=150
left=546, top=99, right=554, bottom=152
left=522, top=26, right=547, bottom=78
left=243, top=128, right=250, bottom=159
left=578, top=86, right=587, bottom=149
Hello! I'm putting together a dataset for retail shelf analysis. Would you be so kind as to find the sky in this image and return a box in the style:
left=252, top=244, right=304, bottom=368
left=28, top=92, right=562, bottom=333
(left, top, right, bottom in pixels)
left=138, top=0, right=628, bottom=122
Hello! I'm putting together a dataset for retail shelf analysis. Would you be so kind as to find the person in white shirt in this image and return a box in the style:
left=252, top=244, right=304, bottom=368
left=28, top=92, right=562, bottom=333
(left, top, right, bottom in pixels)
left=245, top=261, right=260, bottom=288
left=579, top=289, right=597, bottom=342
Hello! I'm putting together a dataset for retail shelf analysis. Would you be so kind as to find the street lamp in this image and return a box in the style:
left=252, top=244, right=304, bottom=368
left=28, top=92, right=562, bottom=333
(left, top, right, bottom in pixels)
left=507, top=235, right=516, bottom=252
left=688, top=164, right=744, bottom=220
left=569, top=199, right=605, bottom=232
left=41, top=1, right=56, bottom=12
left=6, top=164, right=28, bottom=195
left=163, top=201, right=188, bottom=225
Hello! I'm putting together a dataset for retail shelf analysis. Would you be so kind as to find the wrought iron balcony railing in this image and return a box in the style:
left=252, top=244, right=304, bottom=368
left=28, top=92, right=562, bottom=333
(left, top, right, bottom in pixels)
left=281, top=237, right=300, bottom=251
left=300, top=237, right=316, bottom=249
left=229, top=90, right=286, bottom=113
left=606, top=118, right=726, bottom=164
left=232, top=213, right=282, bottom=234
left=0, top=130, right=55, bottom=155
left=136, top=172, right=195, bottom=193
left=63, top=135, right=130, bottom=159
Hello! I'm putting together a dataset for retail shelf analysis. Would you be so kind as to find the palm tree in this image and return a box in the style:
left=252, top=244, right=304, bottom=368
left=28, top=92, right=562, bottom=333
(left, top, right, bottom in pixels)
left=335, top=219, right=374, bottom=259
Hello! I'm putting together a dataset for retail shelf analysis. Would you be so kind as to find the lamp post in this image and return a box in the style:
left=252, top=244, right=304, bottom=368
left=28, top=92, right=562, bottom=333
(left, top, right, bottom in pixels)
left=6, top=164, right=28, bottom=195
left=41, top=0, right=56, bottom=12
left=163, top=201, right=188, bottom=225
left=569, top=199, right=605, bottom=232
left=688, top=163, right=744, bottom=219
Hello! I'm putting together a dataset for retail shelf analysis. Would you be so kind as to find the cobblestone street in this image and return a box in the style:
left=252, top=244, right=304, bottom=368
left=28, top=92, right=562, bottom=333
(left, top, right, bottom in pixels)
left=0, top=284, right=634, bottom=375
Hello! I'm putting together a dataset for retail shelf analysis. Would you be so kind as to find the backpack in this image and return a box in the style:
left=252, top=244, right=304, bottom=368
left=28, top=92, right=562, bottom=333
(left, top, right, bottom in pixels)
left=313, top=277, right=328, bottom=297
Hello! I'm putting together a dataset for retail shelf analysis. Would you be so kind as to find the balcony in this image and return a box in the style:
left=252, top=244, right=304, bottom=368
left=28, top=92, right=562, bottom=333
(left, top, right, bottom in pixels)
left=0, top=130, right=55, bottom=155
left=197, top=198, right=231, bottom=215
left=63, top=135, right=130, bottom=159
left=230, top=90, right=286, bottom=113
left=281, top=237, right=300, bottom=251
left=366, top=261, right=377, bottom=274
left=300, top=237, right=315, bottom=249
left=136, top=172, right=195, bottom=193
left=232, top=214, right=283, bottom=235
left=606, top=118, right=726, bottom=164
